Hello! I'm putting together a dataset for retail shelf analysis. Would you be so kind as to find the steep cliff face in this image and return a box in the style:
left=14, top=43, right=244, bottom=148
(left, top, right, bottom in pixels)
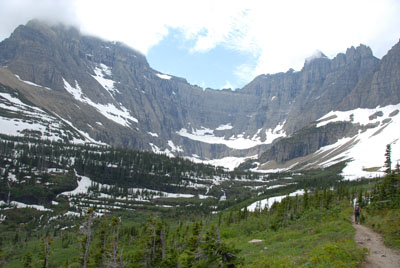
left=256, top=122, right=359, bottom=165
left=338, top=39, right=400, bottom=109
left=0, top=20, right=398, bottom=168
left=0, top=20, right=264, bottom=158
left=241, top=45, right=380, bottom=134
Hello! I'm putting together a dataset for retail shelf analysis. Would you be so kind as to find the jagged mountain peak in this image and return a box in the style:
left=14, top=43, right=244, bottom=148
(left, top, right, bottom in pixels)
left=25, top=18, right=79, bottom=35
left=0, top=20, right=399, bottom=174
left=305, top=50, right=328, bottom=63
left=380, top=38, right=400, bottom=63
left=346, top=44, right=373, bottom=58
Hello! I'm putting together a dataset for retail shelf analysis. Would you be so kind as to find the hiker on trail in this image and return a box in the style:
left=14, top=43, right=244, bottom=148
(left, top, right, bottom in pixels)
left=354, top=204, right=361, bottom=224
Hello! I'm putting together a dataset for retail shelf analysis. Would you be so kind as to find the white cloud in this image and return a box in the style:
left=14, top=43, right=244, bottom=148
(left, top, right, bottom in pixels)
left=305, top=50, right=326, bottom=63
left=222, top=0, right=400, bottom=79
left=222, top=80, right=234, bottom=90
left=1, top=0, right=399, bottom=85
left=234, top=63, right=256, bottom=84
left=0, top=0, right=79, bottom=42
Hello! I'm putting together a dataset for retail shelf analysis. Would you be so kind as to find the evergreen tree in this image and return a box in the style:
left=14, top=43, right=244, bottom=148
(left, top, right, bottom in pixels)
left=385, top=144, right=392, bottom=174
left=106, top=216, right=122, bottom=268
left=40, top=237, right=51, bottom=268
left=82, top=207, right=94, bottom=268
left=93, top=223, right=107, bottom=267
left=135, top=216, right=164, bottom=267
left=23, top=251, right=33, bottom=268
left=303, top=189, right=309, bottom=210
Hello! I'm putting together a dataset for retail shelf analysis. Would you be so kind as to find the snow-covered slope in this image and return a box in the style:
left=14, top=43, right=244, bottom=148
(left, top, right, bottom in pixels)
left=314, top=104, right=400, bottom=180
left=253, top=103, right=400, bottom=180
left=63, top=78, right=138, bottom=127
left=0, top=85, right=103, bottom=144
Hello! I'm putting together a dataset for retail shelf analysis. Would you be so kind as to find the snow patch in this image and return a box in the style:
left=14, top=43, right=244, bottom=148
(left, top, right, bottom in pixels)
left=246, top=189, right=305, bottom=212
left=187, top=155, right=258, bottom=171
left=149, top=143, right=174, bottom=157
left=251, top=162, right=299, bottom=173
left=168, top=140, right=184, bottom=153
left=92, top=63, right=120, bottom=96
left=177, top=122, right=286, bottom=150
left=60, top=173, right=93, bottom=196
left=63, top=78, right=138, bottom=127
left=148, top=132, right=159, bottom=137
left=156, top=73, right=172, bottom=80
left=215, top=124, right=233, bottom=131
left=0, top=92, right=91, bottom=143
left=0, top=200, right=52, bottom=211
left=64, top=211, right=80, bottom=217
left=316, top=105, right=400, bottom=128
left=52, top=113, right=107, bottom=145
left=264, top=120, right=286, bottom=144
left=15, top=74, right=51, bottom=90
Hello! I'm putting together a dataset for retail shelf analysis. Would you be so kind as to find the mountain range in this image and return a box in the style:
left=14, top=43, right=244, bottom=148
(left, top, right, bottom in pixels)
left=0, top=19, right=399, bottom=178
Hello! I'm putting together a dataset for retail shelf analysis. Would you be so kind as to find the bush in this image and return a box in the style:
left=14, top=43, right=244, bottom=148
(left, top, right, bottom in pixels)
left=249, top=256, right=294, bottom=268
left=306, top=240, right=364, bottom=268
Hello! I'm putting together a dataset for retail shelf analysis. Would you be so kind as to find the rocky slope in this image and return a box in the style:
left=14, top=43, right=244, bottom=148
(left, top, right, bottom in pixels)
left=0, top=20, right=399, bottom=173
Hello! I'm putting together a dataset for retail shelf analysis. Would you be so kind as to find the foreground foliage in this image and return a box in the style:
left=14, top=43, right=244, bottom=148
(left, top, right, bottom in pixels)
left=0, top=182, right=368, bottom=267
left=363, top=169, right=400, bottom=249
left=2, top=136, right=399, bottom=267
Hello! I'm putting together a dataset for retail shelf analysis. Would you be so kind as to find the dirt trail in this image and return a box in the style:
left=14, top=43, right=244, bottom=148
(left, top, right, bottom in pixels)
left=354, top=221, right=400, bottom=268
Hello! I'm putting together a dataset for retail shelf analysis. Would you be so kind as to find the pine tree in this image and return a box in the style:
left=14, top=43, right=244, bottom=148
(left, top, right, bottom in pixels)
left=82, top=207, right=94, bottom=268
left=106, top=216, right=122, bottom=268
left=218, top=212, right=223, bottom=226
left=40, top=237, right=51, bottom=268
left=135, top=216, right=164, bottom=267
left=93, top=224, right=107, bottom=267
left=23, top=252, right=33, bottom=268
left=303, top=189, right=309, bottom=210
left=385, top=144, right=392, bottom=174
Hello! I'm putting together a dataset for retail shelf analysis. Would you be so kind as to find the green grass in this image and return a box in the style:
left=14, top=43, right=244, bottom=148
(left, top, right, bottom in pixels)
left=363, top=207, right=400, bottom=250
left=1, top=232, right=81, bottom=268
left=0, top=204, right=365, bottom=267
left=218, top=205, right=364, bottom=267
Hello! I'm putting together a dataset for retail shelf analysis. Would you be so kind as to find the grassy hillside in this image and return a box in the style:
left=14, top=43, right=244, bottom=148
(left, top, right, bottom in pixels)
left=0, top=183, right=368, bottom=267
left=362, top=171, right=400, bottom=250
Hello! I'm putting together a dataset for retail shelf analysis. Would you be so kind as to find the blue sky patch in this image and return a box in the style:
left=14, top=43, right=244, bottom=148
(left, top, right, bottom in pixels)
left=147, top=28, right=257, bottom=90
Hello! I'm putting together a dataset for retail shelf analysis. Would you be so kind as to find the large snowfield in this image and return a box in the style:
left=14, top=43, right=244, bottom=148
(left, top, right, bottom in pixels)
left=315, top=104, right=400, bottom=180
left=177, top=121, right=286, bottom=150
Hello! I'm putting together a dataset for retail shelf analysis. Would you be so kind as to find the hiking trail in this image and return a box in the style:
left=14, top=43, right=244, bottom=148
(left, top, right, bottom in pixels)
left=354, top=221, right=400, bottom=268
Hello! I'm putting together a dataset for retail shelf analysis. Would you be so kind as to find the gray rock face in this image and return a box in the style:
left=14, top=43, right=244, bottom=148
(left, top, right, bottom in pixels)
left=257, top=122, right=359, bottom=164
left=0, top=20, right=398, bottom=163
left=0, top=20, right=261, bottom=158
left=338, top=40, right=400, bottom=109
left=241, top=44, right=380, bottom=135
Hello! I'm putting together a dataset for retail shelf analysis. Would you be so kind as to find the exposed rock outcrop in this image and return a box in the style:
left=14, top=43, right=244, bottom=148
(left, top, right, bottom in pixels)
left=0, top=20, right=398, bottom=164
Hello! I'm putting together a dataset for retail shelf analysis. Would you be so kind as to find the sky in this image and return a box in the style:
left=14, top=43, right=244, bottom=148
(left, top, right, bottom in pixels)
left=0, top=0, right=400, bottom=90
